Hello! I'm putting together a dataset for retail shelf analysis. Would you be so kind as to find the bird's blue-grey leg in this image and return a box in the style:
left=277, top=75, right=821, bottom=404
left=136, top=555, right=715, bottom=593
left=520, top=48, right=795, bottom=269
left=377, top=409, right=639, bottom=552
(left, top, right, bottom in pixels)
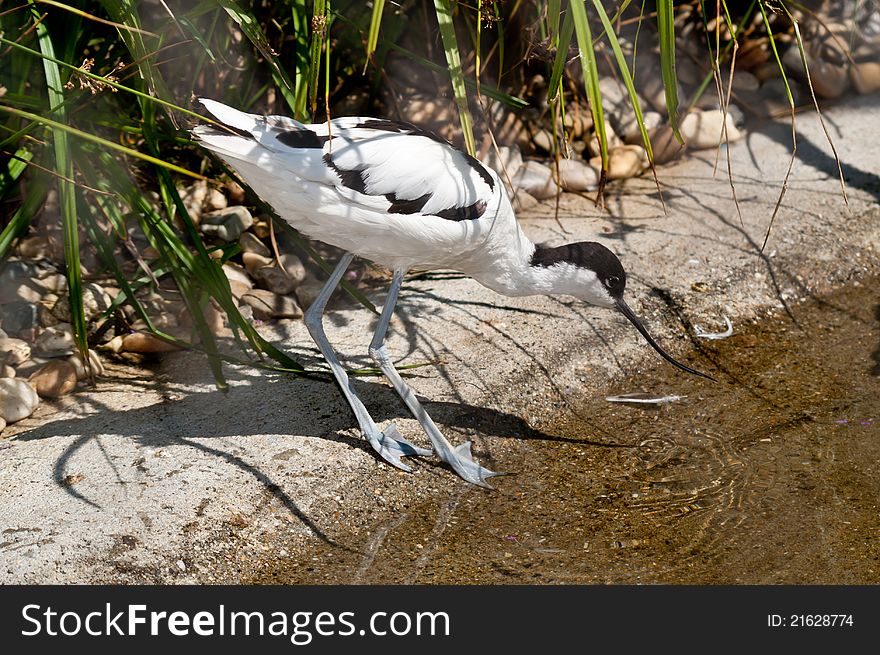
left=304, top=253, right=431, bottom=471
left=368, top=269, right=500, bottom=488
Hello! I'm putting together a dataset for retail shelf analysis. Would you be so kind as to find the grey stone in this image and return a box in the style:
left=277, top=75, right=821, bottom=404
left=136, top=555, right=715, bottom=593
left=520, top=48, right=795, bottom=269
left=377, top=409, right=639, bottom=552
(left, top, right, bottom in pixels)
left=555, top=159, right=600, bottom=192
left=33, top=323, right=76, bottom=358
left=201, top=206, right=254, bottom=241
left=0, top=337, right=31, bottom=366
left=511, top=161, right=558, bottom=200
left=1, top=301, right=41, bottom=340
left=240, top=289, right=303, bottom=320
left=238, top=232, right=270, bottom=257
left=481, top=146, right=523, bottom=179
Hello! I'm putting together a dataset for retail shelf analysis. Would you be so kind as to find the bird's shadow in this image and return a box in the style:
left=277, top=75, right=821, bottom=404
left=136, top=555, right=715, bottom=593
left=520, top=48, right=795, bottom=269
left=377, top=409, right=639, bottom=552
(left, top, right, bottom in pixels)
left=12, top=367, right=595, bottom=544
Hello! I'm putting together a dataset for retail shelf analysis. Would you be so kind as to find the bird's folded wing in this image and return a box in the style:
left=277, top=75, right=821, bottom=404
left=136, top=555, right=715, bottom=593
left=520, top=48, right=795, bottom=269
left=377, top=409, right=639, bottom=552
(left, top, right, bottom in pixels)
left=195, top=99, right=497, bottom=223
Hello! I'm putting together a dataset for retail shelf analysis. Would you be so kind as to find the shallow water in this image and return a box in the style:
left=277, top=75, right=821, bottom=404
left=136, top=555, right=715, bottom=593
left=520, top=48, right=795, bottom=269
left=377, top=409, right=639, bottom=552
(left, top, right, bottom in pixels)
left=249, top=278, right=880, bottom=584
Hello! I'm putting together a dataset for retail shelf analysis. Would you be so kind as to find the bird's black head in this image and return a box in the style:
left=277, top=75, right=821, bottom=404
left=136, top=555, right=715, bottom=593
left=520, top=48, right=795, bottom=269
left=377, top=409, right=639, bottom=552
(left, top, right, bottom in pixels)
left=531, top=240, right=713, bottom=381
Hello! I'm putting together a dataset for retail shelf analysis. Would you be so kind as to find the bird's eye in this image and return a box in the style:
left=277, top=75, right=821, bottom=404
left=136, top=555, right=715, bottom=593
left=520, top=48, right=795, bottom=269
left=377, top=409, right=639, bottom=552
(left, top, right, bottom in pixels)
left=605, top=275, right=619, bottom=288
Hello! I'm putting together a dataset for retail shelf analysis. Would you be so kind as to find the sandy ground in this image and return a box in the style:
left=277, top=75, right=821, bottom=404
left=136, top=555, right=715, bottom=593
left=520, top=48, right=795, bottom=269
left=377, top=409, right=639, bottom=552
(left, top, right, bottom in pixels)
left=1, top=94, right=878, bottom=583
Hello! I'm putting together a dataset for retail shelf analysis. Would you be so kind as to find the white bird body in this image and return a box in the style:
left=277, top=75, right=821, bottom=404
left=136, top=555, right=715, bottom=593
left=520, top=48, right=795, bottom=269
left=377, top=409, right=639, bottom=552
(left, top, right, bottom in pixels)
left=194, top=99, right=711, bottom=486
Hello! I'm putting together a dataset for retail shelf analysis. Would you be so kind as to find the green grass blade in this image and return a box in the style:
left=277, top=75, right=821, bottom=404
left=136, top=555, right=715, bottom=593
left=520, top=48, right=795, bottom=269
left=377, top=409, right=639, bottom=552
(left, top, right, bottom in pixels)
left=29, top=1, right=90, bottom=372
left=433, top=0, right=476, bottom=155
left=656, top=0, right=681, bottom=138
left=589, top=0, right=653, bottom=162
left=308, top=0, right=327, bottom=117
left=570, top=0, right=608, bottom=176
left=547, top=9, right=575, bottom=103
left=0, top=182, right=46, bottom=260
left=365, top=0, right=385, bottom=65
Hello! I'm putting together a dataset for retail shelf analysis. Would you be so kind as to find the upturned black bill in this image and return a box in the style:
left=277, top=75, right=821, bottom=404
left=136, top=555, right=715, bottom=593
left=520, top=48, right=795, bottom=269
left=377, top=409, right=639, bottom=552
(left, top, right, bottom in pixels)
left=615, top=299, right=716, bottom=381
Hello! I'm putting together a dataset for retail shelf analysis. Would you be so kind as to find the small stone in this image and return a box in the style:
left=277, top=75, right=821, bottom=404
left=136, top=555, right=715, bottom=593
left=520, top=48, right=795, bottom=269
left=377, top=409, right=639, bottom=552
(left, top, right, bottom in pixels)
left=293, top=276, right=326, bottom=310
left=179, top=179, right=208, bottom=224
left=121, top=332, right=182, bottom=353
left=17, top=236, right=51, bottom=259
left=850, top=61, right=880, bottom=95
left=50, top=284, right=112, bottom=323
left=511, top=161, right=558, bottom=200
left=201, top=206, right=254, bottom=242
left=647, top=125, right=686, bottom=165
left=586, top=121, right=622, bottom=158
left=252, top=254, right=307, bottom=296
left=1, top=301, right=41, bottom=340
left=622, top=111, right=662, bottom=145
left=591, top=145, right=647, bottom=180
left=242, top=251, right=273, bottom=275
left=28, top=359, right=78, bottom=398
left=228, top=280, right=252, bottom=299
left=783, top=31, right=849, bottom=99
left=204, top=187, right=228, bottom=212
left=33, top=323, right=76, bottom=357
left=530, top=129, right=554, bottom=153
left=222, top=262, right=253, bottom=289
left=0, top=377, right=40, bottom=423
left=554, top=159, right=600, bottom=192
left=0, top=260, right=42, bottom=304
left=481, top=145, right=523, bottom=179
left=1, top=364, right=15, bottom=378
left=252, top=217, right=272, bottom=239
left=238, top=232, right=270, bottom=257
left=0, top=337, right=31, bottom=366
left=224, top=181, right=246, bottom=205
left=680, top=110, right=742, bottom=150
left=240, top=289, right=303, bottom=320
left=67, top=350, right=105, bottom=381
left=0, top=416, right=6, bottom=433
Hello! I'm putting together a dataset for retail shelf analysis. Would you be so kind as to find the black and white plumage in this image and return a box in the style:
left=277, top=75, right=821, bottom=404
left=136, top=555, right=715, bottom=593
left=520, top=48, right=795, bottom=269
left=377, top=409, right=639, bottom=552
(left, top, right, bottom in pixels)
left=194, top=99, right=712, bottom=487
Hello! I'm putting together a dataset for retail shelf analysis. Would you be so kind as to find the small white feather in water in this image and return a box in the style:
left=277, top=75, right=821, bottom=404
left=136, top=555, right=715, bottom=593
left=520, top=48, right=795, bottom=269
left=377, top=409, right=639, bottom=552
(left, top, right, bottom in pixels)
left=695, top=315, right=733, bottom=340
left=605, top=393, right=686, bottom=404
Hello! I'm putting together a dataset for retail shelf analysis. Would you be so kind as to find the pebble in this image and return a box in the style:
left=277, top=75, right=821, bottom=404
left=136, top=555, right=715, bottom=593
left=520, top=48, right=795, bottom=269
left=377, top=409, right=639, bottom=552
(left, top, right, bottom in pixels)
left=50, top=283, right=112, bottom=323
left=622, top=111, right=662, bottom=145
left=204, top=187, right=228, bottom=212
left=201, top=206, right=254, bottom=241
left=586, top=120, right=622, bottom=158
left=1, top=301, right=41, bottom=340
left=120, top=332, right=182, bottom=353
left=252, top=254, right=307, bottom=295
left=680, top=109, right=742, bottom=150
left=0, top=416, right=5, bottom=433
left=0, top=377, right=40, bottom=423
left=1, top=364, right=15, bottom=378
left=0, top=337, right=31, bottom=366
left=511, top=161, right=558, bottom=200
left=850, top=61, right=880, bottom=95
left=293, top=276, right=327, bottom=310
left=33, top=323, right=76, bottom=357
left=0, top=260, right=42, bottom=304
left=555, top=159, right=600, bottom=192
left=240, top=289, right=303, bottom=320
left=481, top=145, right=523, bottom=179
left=590, top=145, right=647, bottom=180
left=222, top=262, right=253, bottom=289
left=783, top=30, right=849, bottom=99
left=179, top=179, right=208, bottom=224
left=252, top=217, right=272, bottom=239
left=16, top=236, right=51, bottom=259
left=238, top=232, right=270, bottom=257
left=28, top=359, right=78, bottom=398
left=530, top=128, right=554, bottom=154
left=67, top=350, right=105, bottom=381
left=647, top=125, right=687, bottom=165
